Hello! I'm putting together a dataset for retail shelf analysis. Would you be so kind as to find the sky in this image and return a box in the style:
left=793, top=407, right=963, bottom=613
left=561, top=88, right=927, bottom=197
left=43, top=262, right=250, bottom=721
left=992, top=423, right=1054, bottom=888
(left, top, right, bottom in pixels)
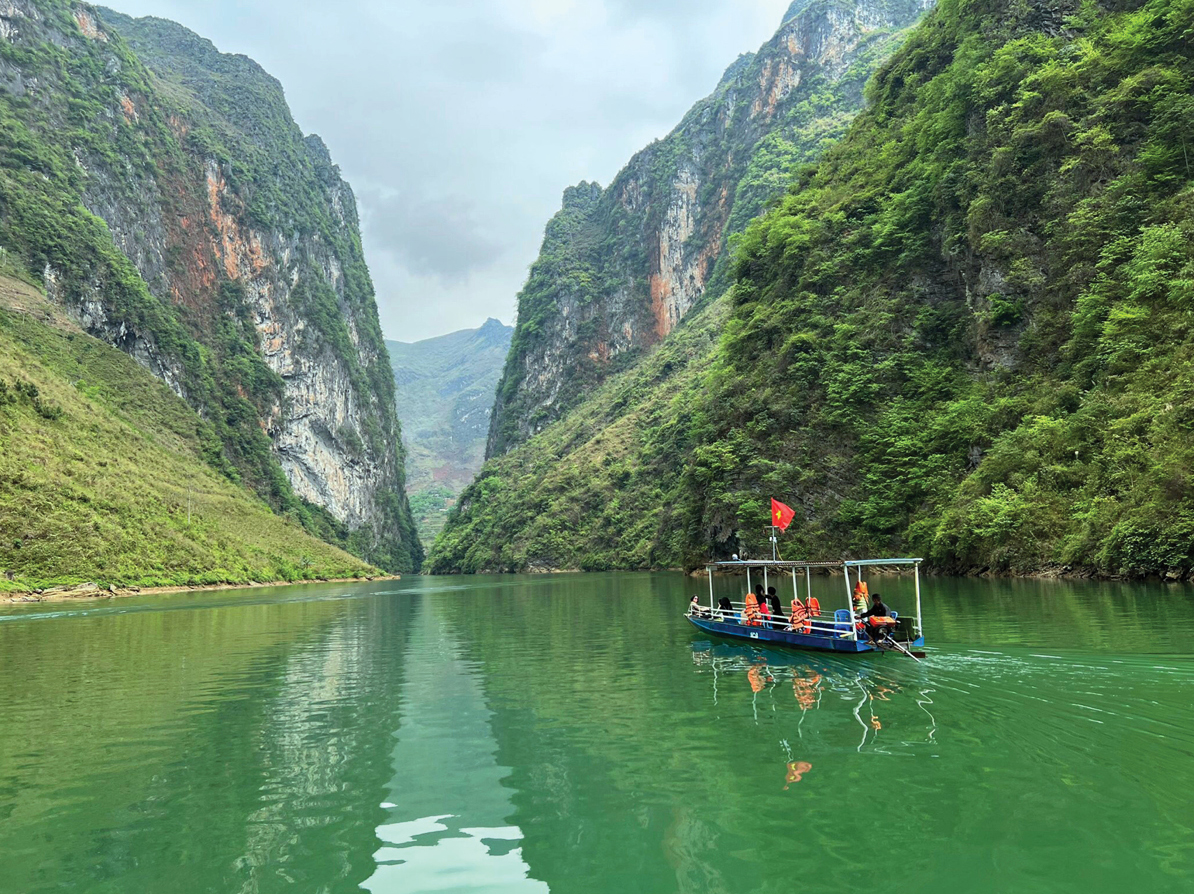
left=111, top=0, right=795, bottom=342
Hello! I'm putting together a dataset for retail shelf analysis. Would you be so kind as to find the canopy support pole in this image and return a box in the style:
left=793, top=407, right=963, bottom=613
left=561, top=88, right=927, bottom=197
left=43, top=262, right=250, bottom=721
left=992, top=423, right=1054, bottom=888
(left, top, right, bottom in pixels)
left=709, top=565, right=715, bottom=611
left=746, top=568, right=751, bottom=596
left=914, top=562, right=923, bottom=638
left=844, top=565, right=856, bottom=640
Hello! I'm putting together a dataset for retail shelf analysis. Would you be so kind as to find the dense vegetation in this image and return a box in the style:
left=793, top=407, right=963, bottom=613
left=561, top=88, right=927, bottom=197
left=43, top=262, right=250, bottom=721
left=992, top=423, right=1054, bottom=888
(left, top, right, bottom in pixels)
left=0, top=278, right=373, bottom=592
left=0, top=2, right=421, bottom=572
left=433, top=0, right=1194, bottom=580
left=694, top=0, right=1194, bottom=577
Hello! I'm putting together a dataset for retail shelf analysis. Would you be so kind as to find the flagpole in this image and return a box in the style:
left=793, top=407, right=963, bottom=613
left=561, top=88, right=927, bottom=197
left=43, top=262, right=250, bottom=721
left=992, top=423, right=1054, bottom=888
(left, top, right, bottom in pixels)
left=770, top=525, right=778, bottom=562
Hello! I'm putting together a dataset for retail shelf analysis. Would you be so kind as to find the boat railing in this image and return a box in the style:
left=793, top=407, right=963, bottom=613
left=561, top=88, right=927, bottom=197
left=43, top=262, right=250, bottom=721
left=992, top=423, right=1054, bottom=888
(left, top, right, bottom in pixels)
left=693, top=600, right=920, bottom=639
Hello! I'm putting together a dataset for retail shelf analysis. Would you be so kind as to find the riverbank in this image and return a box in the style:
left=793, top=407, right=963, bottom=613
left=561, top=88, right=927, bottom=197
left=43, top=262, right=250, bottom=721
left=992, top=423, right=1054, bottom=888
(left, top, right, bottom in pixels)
left=1, top=576, right=402, bottom=605
left=434, top=562, right=1193, bottom=584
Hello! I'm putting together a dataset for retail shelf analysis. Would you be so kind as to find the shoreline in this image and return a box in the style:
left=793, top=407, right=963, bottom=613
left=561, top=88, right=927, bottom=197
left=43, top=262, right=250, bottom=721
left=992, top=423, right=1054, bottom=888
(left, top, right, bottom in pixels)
left=2, top=575, right=402, bottom=605
left=433, top=564, right=1193, bottom=584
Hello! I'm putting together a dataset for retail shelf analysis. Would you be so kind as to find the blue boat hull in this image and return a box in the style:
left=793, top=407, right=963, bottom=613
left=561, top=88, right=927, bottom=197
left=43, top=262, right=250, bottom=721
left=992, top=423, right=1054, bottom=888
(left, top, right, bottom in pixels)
left=686, top=614, right=925, bottom=654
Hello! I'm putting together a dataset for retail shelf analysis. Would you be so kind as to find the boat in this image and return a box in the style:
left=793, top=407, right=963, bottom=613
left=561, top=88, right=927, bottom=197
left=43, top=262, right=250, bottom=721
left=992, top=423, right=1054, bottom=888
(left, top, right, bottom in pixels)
left=686, top=558, right=926, bottom=658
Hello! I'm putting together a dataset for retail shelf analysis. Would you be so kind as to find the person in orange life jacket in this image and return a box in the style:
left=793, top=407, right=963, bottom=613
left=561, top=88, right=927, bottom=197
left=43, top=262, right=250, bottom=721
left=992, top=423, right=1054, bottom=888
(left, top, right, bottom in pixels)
left=852, top=581, right=870, bottom=616
left=743, top=593, right=763, bottom=627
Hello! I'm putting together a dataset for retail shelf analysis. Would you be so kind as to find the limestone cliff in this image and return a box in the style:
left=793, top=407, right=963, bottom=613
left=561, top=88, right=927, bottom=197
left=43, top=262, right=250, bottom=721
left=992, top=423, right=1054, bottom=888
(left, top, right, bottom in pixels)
left=0, top=1, right=421, bottom=570
left=487, top=0, right=934, bottom=457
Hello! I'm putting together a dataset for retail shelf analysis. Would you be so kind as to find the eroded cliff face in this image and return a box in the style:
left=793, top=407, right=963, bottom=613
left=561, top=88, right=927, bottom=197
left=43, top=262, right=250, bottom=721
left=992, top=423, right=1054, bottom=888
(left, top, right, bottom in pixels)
left=0, top=1, right=421, bottom=569
left=487, top=0, right=934, bottom=457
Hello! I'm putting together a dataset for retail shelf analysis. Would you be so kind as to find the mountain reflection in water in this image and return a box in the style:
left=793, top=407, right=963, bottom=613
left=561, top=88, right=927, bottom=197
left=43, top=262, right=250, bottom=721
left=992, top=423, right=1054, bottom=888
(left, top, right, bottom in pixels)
left=364, top=598, right=546, bottom=894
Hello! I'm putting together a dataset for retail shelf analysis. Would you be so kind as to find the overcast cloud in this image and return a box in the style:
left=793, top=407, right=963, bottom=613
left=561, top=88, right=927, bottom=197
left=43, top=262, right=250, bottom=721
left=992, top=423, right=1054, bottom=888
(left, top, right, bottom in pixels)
left=110, top=0, right=794, bottom=341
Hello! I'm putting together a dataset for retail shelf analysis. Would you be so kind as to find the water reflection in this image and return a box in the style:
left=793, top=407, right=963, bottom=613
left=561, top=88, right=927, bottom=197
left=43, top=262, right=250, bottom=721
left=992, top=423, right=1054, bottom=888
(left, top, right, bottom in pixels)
left=2, top=573, right=1193, bottom=894
left=691, top=642, right=938, bottom=759
left=365, top=596, right=546, bottom=894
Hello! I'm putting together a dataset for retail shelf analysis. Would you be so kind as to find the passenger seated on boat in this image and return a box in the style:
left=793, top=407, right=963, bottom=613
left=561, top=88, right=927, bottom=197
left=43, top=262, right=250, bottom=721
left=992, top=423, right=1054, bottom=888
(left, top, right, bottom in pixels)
left=689, top=595, right=711, bottom=618
left=717, top=596, right=734, bottom=620
left=861, top=593, right=897, bottom=642
left=787, top=598, right=811, bottom=634
left=758, top=594, right=772, bottom=626
left=743, top=593, right=763, bottom=627
left=766, top=587, right=785, bottom=624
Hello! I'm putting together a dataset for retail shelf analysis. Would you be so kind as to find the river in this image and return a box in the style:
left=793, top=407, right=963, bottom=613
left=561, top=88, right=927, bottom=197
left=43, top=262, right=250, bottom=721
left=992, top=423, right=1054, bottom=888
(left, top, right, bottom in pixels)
left=1, top=572, right=1191, bottom=893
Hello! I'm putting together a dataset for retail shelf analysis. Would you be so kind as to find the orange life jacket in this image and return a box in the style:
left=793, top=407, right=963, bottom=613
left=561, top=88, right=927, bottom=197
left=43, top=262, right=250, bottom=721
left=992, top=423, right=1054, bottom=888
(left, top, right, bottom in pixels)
left=852, top=581, right=869, bottom=615
left=789, top=600, right=811, bottom=633
left=743, top=594, right=762, bottom=627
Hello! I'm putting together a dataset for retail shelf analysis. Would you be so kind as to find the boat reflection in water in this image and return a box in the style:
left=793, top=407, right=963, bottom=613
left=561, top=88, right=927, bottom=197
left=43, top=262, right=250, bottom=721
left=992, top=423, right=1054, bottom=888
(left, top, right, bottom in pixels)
left=690, top=642, right=938, bottom=773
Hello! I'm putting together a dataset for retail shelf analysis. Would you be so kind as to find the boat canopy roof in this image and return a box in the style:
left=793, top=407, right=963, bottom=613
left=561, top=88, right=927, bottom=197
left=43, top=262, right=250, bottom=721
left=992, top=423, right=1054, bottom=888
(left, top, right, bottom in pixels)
left=706, top=558, right=922, bottom=570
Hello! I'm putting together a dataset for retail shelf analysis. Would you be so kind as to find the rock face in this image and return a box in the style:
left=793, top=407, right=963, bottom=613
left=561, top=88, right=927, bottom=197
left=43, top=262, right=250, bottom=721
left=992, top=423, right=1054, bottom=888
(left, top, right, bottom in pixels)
left=0, top=1, right=421, bottom=570
left=386, top=319, right=513, bottom=546
left=487, top=0, right=934, bottom=457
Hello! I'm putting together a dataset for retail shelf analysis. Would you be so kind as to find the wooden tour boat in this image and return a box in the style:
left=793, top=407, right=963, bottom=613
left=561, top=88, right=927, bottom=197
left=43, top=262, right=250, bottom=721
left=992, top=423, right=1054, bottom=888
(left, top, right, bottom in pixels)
left=687, top=558, right=927, bottom=659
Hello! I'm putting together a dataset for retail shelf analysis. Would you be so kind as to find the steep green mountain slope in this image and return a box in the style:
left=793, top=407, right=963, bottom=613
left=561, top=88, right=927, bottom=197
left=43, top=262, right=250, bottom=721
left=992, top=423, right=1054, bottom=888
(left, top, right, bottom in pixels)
left=0, top=276, right=373, bottom=592
left=0, top=1, right=421, bottom=571
left=437, top=0, right=1194, bottom=580
left=385, top=319, right=512, bottom=547
left=429, top=0, right=933, bottom=573
left=486, top=0, right=935, bottom=457
left=693, top=0, right=1194, bottom=577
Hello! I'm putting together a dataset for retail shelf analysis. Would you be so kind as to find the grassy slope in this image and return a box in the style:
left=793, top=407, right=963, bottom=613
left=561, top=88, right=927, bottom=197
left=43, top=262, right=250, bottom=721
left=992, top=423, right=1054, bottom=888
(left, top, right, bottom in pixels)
left=0, top=276, right=373, bottom=591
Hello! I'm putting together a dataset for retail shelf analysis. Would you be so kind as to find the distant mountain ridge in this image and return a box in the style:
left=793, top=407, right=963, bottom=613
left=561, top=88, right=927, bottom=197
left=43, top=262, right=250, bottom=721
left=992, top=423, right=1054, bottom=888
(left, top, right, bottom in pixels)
left=386, top=319, right=513, bottom=547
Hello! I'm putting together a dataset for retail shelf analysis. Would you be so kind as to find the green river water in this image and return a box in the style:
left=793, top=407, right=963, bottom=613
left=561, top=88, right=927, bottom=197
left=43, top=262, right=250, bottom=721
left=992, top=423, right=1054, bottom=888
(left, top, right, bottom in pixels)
left=1, top=572, right=1192, bottom=893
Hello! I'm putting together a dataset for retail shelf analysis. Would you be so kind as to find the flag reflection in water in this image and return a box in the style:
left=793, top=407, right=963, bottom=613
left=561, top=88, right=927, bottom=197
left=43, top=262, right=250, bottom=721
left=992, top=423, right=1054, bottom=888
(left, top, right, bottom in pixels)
left=690, top=642, right=938, bottom=771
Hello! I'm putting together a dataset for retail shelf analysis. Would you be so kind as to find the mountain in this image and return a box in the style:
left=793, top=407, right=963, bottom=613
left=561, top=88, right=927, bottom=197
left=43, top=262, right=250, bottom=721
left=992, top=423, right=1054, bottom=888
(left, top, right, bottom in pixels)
left=486, top=0, right=935, bottom=457
left=0, top=274, right=373, bottom=591
left=429, top=0, right=934, bottom=572
left=435, top=0, right=1194, bottom=581
left=385, top=318, right=513, bottom=547
left=0, top=1, right=421, bottom=573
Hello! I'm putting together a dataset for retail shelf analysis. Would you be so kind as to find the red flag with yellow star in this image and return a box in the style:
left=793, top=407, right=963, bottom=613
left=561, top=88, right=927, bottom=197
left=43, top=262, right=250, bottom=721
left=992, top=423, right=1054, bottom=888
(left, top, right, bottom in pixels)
left=771, top=498, right=796, bottom=533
